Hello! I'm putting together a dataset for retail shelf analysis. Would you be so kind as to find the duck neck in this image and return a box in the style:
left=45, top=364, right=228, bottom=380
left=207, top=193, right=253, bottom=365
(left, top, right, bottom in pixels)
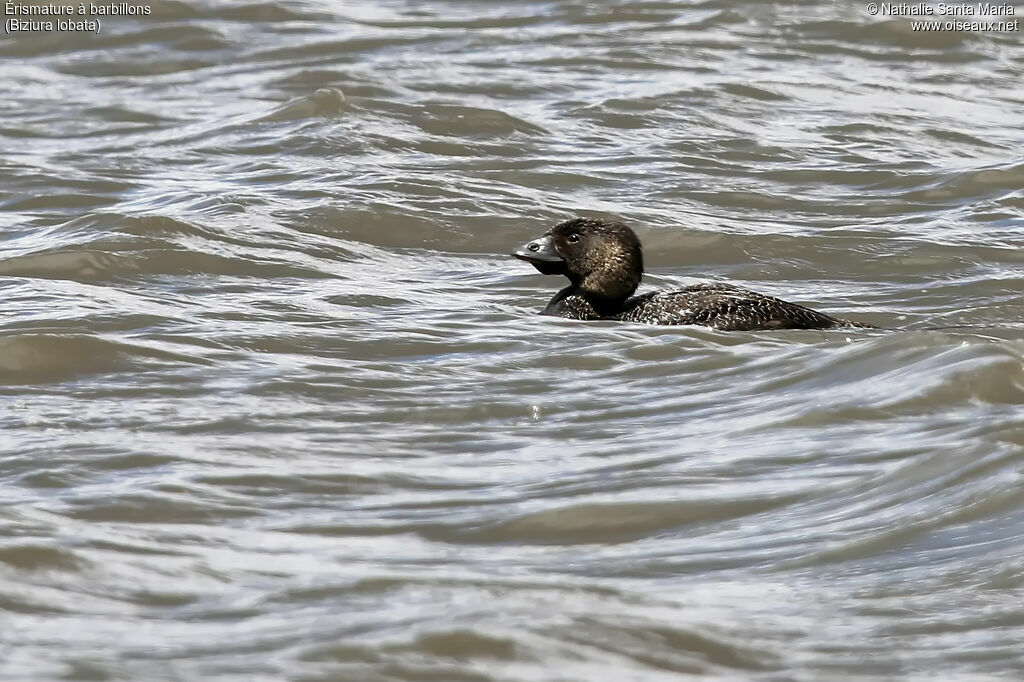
left=540, top=284, right=616, bottom=320
left=576, top=286, right=630, bottom=316
left=576, top=264, right=640, bottom=312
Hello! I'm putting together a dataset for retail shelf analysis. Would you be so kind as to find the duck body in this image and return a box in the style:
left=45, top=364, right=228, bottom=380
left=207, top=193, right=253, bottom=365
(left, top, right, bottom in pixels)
left=513, top=217, right=871, bottom=331
left=545, top=281, right=857, bottom=330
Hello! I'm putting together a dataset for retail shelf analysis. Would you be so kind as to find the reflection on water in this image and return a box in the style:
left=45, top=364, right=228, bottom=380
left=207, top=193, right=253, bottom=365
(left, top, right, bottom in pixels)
left=1, top=0, right=1023, bottom=679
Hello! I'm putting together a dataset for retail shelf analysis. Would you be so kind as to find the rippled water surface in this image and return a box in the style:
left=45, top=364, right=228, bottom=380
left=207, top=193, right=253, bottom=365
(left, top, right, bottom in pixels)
left=2, top=1, right=1024, bottom=679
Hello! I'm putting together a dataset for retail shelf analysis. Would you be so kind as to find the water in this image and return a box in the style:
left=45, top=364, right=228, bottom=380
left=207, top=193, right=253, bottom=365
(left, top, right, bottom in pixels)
left=2, top=1, right=1023, bottom=679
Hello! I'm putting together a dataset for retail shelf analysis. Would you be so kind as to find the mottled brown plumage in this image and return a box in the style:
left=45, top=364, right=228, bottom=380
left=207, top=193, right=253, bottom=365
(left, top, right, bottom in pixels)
left=512, top=217, right=872, bottom=331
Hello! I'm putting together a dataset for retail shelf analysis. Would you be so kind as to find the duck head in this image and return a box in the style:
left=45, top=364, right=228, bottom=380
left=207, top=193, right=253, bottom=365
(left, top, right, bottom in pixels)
left=512, top=217, right=644, bottom=304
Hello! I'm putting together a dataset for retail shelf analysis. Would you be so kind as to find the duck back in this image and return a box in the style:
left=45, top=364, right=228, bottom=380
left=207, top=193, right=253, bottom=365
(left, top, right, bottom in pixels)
left=615, top=283, right=869, bottom=331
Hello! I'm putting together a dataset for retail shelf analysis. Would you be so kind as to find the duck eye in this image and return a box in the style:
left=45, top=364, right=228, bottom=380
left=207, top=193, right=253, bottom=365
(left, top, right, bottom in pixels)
left=567, top=233, right=580, bottom=243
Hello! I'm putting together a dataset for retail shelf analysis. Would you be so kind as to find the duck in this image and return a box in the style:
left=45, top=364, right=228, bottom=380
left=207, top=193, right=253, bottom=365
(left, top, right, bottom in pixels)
left=511, top=217, right=873, bottom=331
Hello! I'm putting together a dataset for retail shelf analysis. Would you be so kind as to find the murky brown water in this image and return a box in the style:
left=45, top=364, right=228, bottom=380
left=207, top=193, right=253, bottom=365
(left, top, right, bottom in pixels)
left=2, top=1, right=1023, bottom=680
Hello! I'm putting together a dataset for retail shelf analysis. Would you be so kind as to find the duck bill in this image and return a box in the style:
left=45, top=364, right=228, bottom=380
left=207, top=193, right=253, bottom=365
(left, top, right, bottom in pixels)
left=512, top=234, right=567, bottom=276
